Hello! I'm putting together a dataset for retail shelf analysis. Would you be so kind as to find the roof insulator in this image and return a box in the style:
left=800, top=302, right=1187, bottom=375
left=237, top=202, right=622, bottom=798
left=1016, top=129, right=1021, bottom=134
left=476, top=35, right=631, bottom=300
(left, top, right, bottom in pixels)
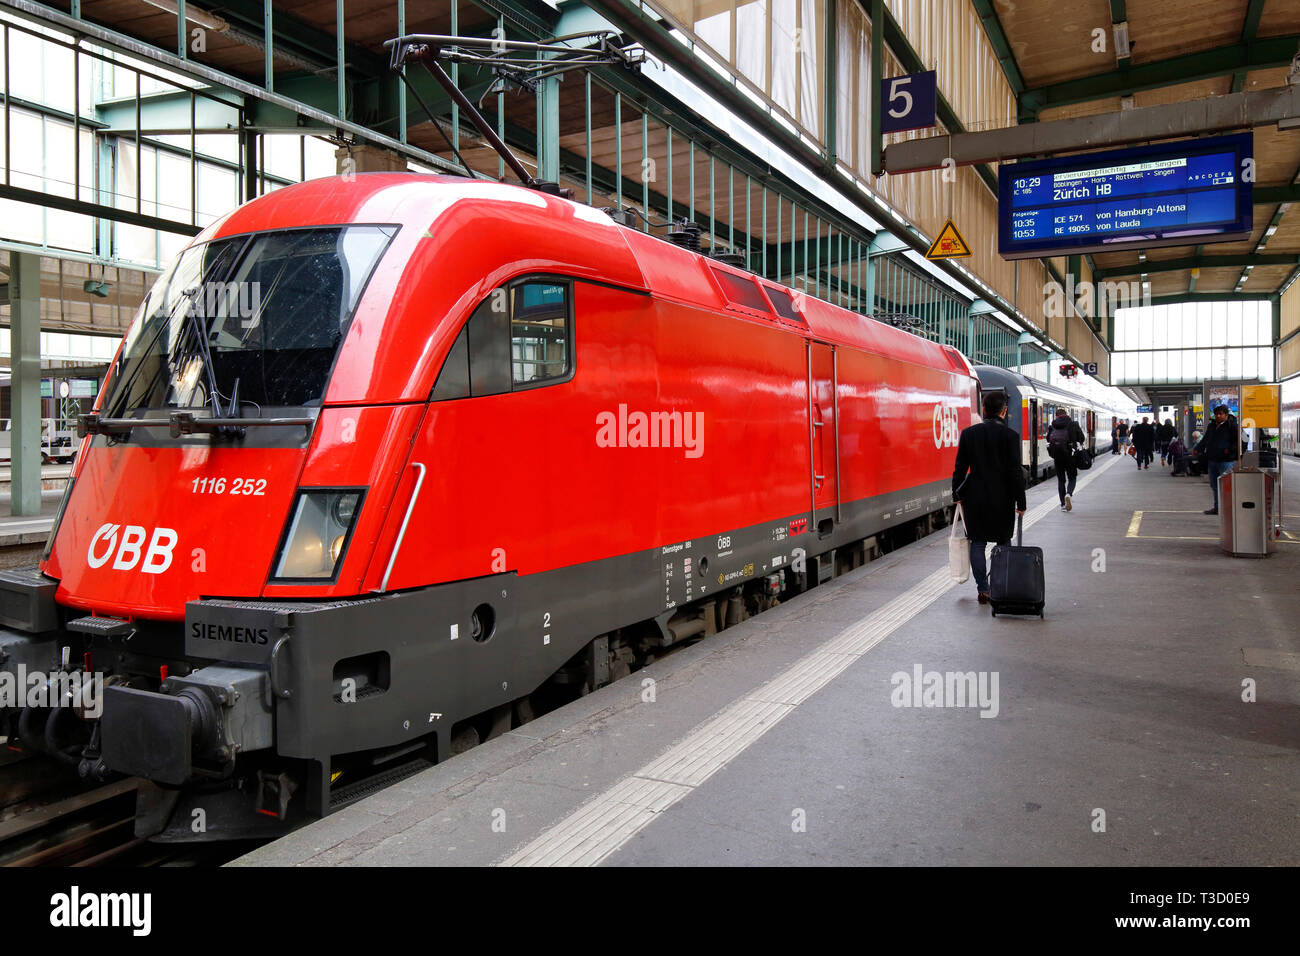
left=666, top=220, right=702, bottom=251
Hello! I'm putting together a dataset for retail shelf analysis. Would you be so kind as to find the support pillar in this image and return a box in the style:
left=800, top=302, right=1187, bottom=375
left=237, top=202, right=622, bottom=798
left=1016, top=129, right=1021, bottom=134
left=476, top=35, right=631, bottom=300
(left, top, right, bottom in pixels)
left=10, top=252, right=42, bottom=517
left=536, top=74, right=560, bottom=184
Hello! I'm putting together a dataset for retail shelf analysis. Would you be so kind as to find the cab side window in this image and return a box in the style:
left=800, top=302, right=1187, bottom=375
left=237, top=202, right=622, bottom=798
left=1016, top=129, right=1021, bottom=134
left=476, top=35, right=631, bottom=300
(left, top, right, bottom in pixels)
left=511, top=281, right=569, bottom=386
left=431, top=279, right=572, bottom=401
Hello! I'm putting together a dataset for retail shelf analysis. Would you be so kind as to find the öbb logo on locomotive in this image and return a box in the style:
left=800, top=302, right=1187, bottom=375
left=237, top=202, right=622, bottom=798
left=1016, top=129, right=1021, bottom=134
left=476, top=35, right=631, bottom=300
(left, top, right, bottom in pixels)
left=85, top=523, right=178, bottom=574
left=933, top=404, right=960, bottom=448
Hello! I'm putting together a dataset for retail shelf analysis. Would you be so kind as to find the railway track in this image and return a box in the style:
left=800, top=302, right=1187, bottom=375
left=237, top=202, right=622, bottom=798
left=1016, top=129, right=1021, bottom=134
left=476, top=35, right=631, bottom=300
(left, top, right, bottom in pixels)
left=0, top=773, right=261, bottom=866
left=0, top=778, right=139, bottom=866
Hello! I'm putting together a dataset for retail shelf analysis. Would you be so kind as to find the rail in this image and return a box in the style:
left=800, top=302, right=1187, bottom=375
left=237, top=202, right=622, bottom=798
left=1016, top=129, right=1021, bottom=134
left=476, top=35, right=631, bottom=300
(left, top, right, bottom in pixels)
left=378, top=462, right=427, bottom=593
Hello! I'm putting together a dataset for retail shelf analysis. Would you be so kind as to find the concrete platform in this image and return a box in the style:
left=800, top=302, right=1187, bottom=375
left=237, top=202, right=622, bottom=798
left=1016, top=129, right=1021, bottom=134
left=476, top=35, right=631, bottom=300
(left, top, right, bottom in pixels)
left=0, top=489, right=63, bottom=550
left=0, top=464, right=72, bottom=494
left=234, top=454, right=1300, bottom=867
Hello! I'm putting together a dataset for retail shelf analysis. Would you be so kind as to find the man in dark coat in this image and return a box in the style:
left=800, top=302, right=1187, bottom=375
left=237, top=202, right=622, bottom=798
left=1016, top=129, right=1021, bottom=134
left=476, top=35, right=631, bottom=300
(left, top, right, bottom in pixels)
left=1130, top=416, right=1156, bottom=470
left=1194, top=405, right=1239, bottom=515
left=952, top=391, right=1027, bottom=604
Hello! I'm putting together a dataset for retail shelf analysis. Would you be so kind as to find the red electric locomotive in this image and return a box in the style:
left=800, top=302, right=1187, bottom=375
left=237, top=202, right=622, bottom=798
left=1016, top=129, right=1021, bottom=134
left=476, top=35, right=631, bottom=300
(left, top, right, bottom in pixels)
left=0, top=173, right=976, bottom=839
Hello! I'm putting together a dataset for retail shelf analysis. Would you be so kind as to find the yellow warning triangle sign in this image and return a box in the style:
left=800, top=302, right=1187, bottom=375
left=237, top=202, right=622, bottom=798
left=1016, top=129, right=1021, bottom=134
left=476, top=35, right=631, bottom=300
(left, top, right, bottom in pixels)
left=925, top=220, right=972, bottom=260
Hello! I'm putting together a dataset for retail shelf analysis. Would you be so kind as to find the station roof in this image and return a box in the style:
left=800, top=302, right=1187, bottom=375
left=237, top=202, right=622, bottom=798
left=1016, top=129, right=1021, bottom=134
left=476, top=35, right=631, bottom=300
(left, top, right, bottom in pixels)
left=982, top=0, right=1300, bottom=301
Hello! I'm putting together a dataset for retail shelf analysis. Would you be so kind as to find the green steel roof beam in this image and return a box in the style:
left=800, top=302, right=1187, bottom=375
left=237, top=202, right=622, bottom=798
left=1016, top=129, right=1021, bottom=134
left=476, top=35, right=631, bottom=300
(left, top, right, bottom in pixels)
left=1094, top=253, right=1300, bottom=279
left=1230, top=0, right=1268, bottom=94
left=1254, top=183, right=1300, bottom=203
left=1019, top=34, right=1300, bottom=118
left=969, top=0, right=1025, bottom=95
left=1280, top=264, right=1300, bottom=298
left=493, top=112, right=772, bottom=258
left=468, top=0, right=561, bottom=38
left=202, top=0, right=388, bottom=80
left=1148, top=292, right=1273, bottom=306
left=1110, top=0, right=1130, bottom=69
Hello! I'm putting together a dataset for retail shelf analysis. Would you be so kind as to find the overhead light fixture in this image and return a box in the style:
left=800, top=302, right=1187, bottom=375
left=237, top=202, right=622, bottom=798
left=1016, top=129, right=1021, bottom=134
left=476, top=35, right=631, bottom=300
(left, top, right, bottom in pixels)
left=82, top=279, right=112, bottom=298
left=138, top=0, right=229, bottom=33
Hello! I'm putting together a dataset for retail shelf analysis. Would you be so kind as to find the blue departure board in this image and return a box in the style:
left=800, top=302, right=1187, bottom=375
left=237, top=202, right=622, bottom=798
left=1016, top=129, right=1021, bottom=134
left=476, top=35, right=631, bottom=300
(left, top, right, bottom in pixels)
left=998, top=133, right=1253, bottom=259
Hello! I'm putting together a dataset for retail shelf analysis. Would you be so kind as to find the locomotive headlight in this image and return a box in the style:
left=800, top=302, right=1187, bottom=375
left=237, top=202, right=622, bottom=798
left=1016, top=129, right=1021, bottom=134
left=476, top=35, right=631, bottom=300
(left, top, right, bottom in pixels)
left=272, top=489, right=364, bottom=580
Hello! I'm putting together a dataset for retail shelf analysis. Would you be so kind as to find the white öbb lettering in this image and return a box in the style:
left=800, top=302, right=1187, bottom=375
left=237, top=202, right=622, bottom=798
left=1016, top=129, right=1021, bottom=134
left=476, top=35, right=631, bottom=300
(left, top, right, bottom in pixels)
left=87, top=523, right=178, bottom=574
left=932, top=405, right=959, bottom=449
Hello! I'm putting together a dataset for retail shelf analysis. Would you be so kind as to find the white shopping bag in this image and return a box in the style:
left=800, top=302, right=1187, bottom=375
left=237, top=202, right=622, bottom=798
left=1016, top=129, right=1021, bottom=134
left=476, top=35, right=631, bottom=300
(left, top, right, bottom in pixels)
left=949, top=503, right=970, bottom=583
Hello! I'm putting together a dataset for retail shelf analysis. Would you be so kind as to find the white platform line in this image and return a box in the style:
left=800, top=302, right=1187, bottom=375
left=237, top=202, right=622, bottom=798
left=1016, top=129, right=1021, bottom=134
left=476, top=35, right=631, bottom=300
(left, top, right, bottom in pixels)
left=499, top=455, right=1120, bottom=866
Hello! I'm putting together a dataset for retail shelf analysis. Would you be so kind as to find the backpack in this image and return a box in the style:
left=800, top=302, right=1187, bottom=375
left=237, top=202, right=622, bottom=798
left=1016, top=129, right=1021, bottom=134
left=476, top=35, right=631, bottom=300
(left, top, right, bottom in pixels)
left=1047, top=420, right=1071, bottom=454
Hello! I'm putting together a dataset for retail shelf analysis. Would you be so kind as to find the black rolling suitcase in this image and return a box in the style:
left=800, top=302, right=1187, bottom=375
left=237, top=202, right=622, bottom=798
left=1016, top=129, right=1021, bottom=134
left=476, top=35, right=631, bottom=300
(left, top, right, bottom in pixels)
left=988, top=515, right=1045, bottom=618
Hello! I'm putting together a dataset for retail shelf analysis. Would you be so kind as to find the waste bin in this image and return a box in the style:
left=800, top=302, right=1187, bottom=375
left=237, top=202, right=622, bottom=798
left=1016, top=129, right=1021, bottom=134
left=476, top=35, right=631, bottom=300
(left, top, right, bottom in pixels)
left=1219, top=470, right=1274, bottom=557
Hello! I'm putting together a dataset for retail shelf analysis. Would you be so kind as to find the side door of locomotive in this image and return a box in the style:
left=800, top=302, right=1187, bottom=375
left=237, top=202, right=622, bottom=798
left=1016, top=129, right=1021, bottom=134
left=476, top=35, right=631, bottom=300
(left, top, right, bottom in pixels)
left=807, top=341, right=840, bottom=527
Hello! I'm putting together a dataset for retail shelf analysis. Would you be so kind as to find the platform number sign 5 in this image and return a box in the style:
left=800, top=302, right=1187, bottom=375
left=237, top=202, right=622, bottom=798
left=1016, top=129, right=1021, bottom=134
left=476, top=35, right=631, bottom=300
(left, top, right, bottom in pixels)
left=880, top=71, right=937, bottom=134
left=933, top=405, right=960, bottom=449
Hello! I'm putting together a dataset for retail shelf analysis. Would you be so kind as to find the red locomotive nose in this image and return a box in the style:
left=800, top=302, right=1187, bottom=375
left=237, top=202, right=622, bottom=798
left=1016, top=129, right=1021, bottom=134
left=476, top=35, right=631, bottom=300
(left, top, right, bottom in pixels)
left=43, top=219, right=400, bottom=620
left=49, top=444, right=305, bottom=621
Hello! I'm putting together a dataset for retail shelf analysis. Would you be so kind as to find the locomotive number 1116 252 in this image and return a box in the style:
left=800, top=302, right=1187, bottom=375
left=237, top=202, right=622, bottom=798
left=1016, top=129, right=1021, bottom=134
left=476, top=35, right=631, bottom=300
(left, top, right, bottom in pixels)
left=190, top=477, right=267, bottom=495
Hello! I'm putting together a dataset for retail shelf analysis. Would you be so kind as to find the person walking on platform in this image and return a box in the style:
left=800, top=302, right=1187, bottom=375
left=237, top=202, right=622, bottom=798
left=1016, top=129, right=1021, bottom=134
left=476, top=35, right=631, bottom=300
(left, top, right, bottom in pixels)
left=1046, top=407, right=1086, bottom=511
left=951, top=391, right=1027, bottom=605
left=1117, top=419, right=1130, bottom=453
left=1194, top=405, right=1239, bottom=515
left=1157, top=418, right=1177, bottom=465
left=1111, top=420, right=1121, bottom=454
left=1131, top=416, right=1156, bottom=469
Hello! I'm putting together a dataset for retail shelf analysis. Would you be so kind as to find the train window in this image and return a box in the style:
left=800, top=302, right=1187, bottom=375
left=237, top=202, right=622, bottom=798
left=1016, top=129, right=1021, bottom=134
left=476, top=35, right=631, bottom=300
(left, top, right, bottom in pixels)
left=431, top=325, right=470, bottom=401
left=100, top=225, right=395, bottom=415
left=510, top=281, right=570, bottom=386
left=710, top=266, right=771, bottom=314
left=433, top=279, right=572, bottom=400
left=467, top=294, right=512, bottom=397
left=764, top=285, right=805, bottom=323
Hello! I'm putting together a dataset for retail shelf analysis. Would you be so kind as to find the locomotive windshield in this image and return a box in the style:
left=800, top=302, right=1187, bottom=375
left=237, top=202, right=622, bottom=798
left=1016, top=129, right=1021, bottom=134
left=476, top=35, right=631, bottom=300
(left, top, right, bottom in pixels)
left=101, top=225, right=395, bottom=416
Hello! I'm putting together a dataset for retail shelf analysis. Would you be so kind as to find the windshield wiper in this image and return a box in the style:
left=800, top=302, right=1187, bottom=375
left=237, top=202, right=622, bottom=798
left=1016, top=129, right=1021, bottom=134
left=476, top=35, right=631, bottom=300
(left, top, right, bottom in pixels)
left=79, top=409, right=314, bottom=440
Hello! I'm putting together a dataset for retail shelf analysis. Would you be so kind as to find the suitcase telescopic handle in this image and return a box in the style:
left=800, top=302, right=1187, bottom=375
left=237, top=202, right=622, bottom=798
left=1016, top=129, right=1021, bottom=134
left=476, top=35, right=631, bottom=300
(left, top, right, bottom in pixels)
left=1017, top=512, right=1023, bottom=547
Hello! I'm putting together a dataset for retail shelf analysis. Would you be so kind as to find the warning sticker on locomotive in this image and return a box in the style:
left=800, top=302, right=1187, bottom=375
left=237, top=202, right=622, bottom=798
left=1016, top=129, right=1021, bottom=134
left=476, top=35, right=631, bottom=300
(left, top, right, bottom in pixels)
left=662, top=539, right=695, bottom=610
